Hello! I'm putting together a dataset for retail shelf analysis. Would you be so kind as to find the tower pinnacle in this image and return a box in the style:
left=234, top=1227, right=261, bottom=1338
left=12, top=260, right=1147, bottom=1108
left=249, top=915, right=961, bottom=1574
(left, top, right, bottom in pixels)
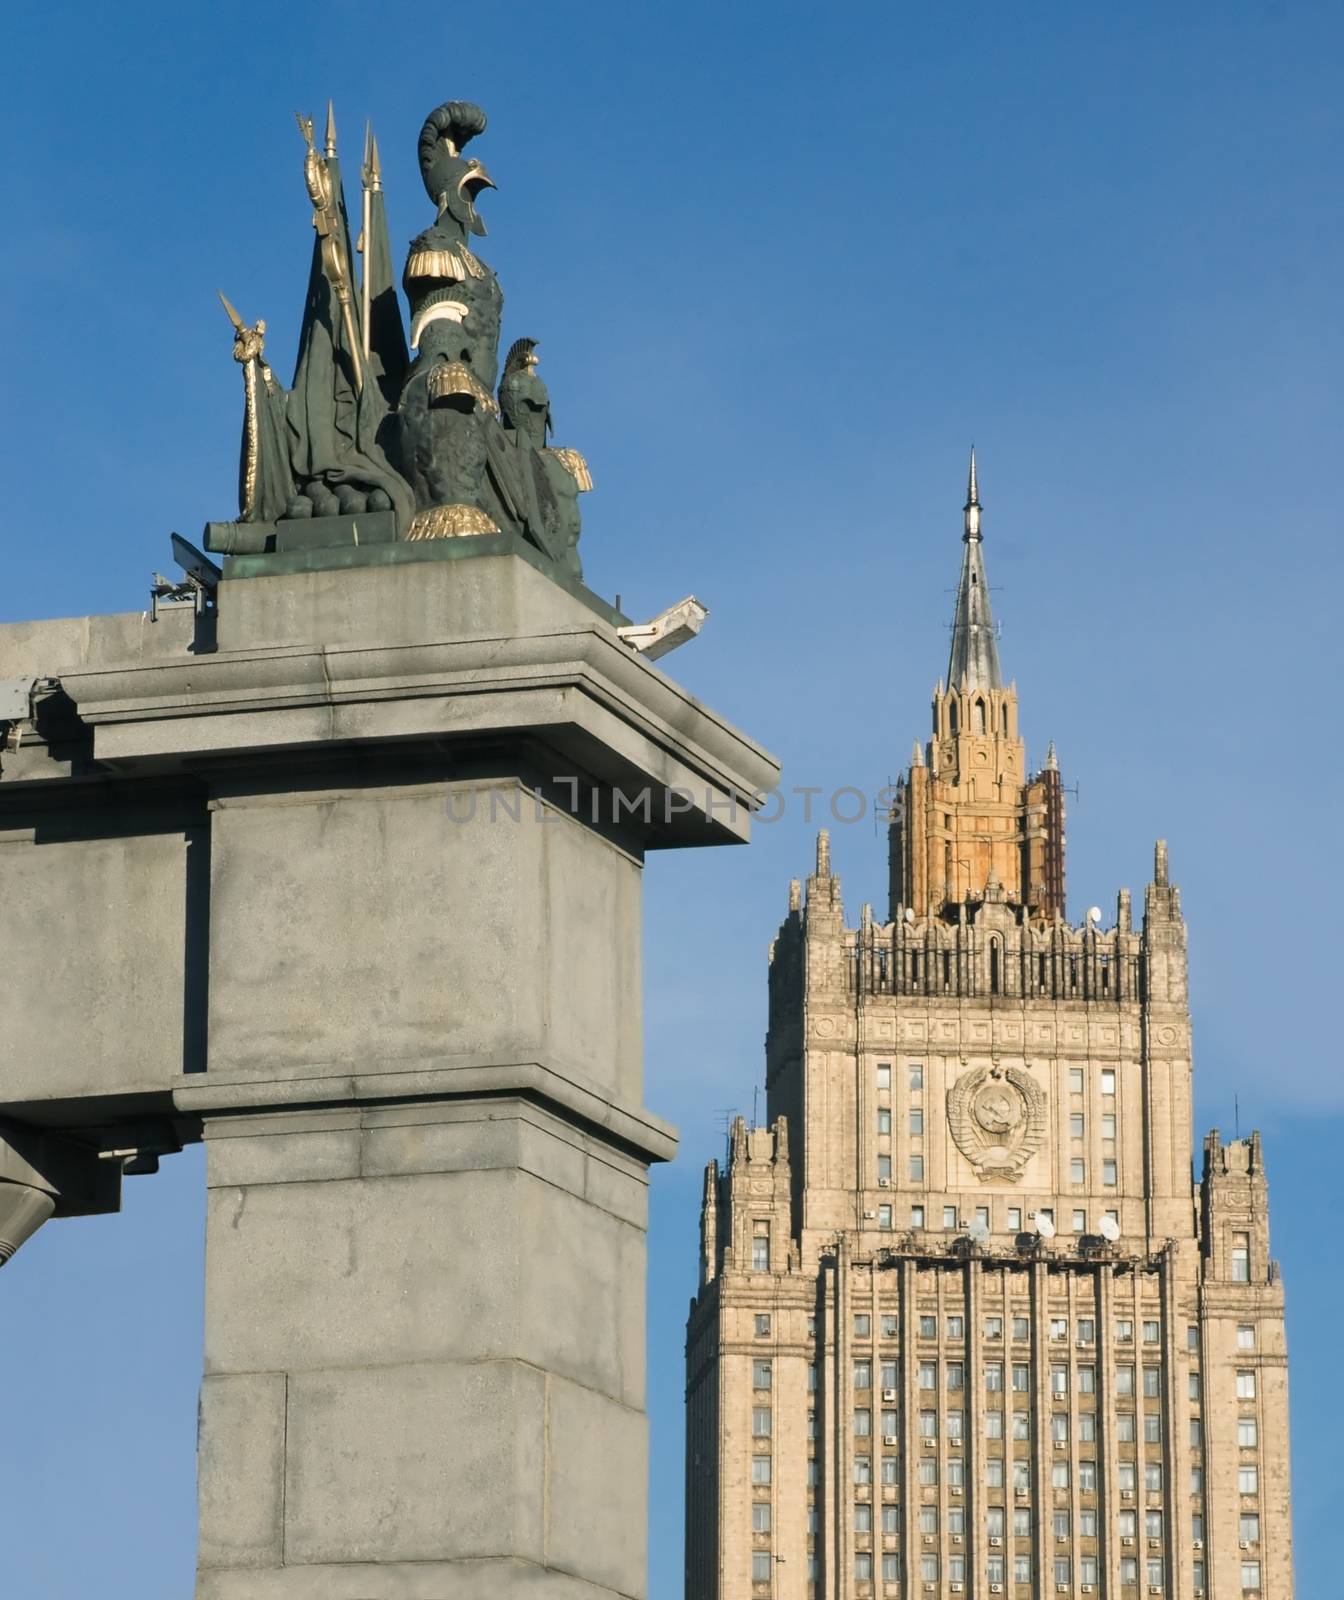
left=947, top=447, right=1001, bottom=690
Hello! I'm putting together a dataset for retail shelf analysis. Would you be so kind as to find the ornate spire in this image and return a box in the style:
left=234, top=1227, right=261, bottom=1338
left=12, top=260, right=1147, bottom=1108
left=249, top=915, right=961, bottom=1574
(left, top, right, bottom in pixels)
left=947, top=446, right=1002, bottom=691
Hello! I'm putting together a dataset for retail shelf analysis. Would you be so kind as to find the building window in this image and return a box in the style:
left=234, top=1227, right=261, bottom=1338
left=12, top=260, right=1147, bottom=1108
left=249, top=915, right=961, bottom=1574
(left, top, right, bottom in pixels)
left=1051, top=1509, right=1069, bottom=1539
left=752, top=1227, right=771, bottom=1271
left=876, top=1107, right=891, bottom=1135
left=1240, top=1513, right=1260, bottom=1543
left=918, top=1505, right=938, bottom=1535
left=1146, top=1510, right=1163, bottom=1540
left=807, top=1363, right=817, bottom=1392
left=947, top=1315, right=965, bottom=1341
left=1101, top=1070, right=1116, bottom=1095
left=1118, top=1462, right=1137, bottom=1492
left=1078, top=1365, right=1096, bottom=1394
left=1238, top=1417, right=1258, bottom=1447
left=909, top=1107, right=924, bottom=1135
left=975, top=1205, right=990, bottom=1229
left=1144, top=1413, right=1161, bottom=1444
left=1189, top=1418, right=1202, bottom=1447
left=1077, top=1460, right=1097, bottom=1492
left=986, top=1409, right=1004, bottom=1438
left=753, top=1360, right=773, bottom=1389
left=752, top=1407, right=771, bottom=1437
left=908, top=1063, right=924, bottom=1091
left=910, top=1205, right=925, bottom=1229
left=1070, top=1067, right=1085, bottom=1093
left=1071, top=1158, right=1086, bottom=1184
left=1080, top=1509, right=1097, bottom=1537
left=881, top=1408, right=897, bottom=1435
left=986, top=1316, right=1003, bottom=1340
left=752, top=1502, right=772, bottom=1533
left=807, top=1411, right=817, bottom=1440
left=752, top=1454, right=772, bottom=1484
left=1051, top=1413, right=1069, bottom=1442
left=1117, top=1413, right=1136, bottom=1442
left=854, top=1501, right=872, bottom=1532
left=986, top=1457, right=1004, bottom=1488
left=1054, top=1558, right=1072, bottom=1587
left=854, top=1408, right=871, bottom=1437
left=1008, top=1208, right=1023, bottom=1233
left=919, top=1555, right=939, bottom=1583
left=854, top=1359, right=871, bottom=1389
left=946, top=1360, right=965, bottom=1392
left=919, top=1410, right=937, bottom=1438
left=920, top=1315, right=937, bottom=1339
left=1012, top=1363, right=1031, bottom=1392
left=1143, top=1366, right=1161, bottom=1398
left=1240, top=1561, right=1261, bottom=1592
left=986, top=1361, right=1004, bottom=1391
left=1116, top=1319, right=1133, bottom=1343
left=1237, top=1324, right=1256, bottom=1350
left=1121, top=1557, right=1138, bottom=1584
left=949, top=1553, right=966, bottom=1582
left=1072, top=1209, right=1087, bottom=1232
left=877, top=1154, right=892, bottom=1183
left=1012, top=1316, right=1029, bottom=1341
left=1102, top=1113, right=1117, bottom=1139
left=1081, top=1556, right=1099, bottom=1585
left=1190, top=1465, right=1203, bottom=1495
left=1050, top=1317, right=1068, bottom=1342
left=854, top=1552, right=872, bottom=1581
left=1078, top=1318, right=1095, bottom=1344
left=919, top=1361, right=937, bottom=1389
left=1145, top=1463, right=1163, bottom=1493
left=1236, top=1370, right=1257, bottom=1400
left=987, top=1554, right=1005, bottom=1583
left=1078, top=1412, right=1096, bottom=1442
left=1051, top=1460, right=1071, bottom=1489
left=1013, top=1410, right=1030, bottom=1440
left=1050, top=1364, right=1068, bottom=1395
left=807, top=1459, right=818, bottom=1487
left=878, top=1203, right=893, bottom=1230
left=1143, top=1320, right=1160, bottom=1343
left=1102, top=1159, right=1118, bottom=1186
left=1070, top=1112, right=1085, bottom=1138
left=881, top=1553, right=899, bottom=1582
left=855, top=1315, right=871, bottom=1338
left=909, top=1155, right=924, bottom=1181
left=947, top=1457, right=965, bottom=1488
left=882, top=1500, right=899, bottom=1530
left=877, top=1063, right=891, bottom=1090
left=1013, top=1460, right=1031, bottom=1492
left=881, top=1458, right=898, bottom=1488
left=754, top=1314, right=771, bottom=1338
left=918, top=1457, right=938, bottom=1486
left=1193, top=1560, right=1205, bottom=1591
left=946, top=1409, right=964, bottom=1441
left=751, top=1551, right=772, bottom=1583
left=1116, top=1364, right=1135, bottom=1395
left=1147, top=1559, right=1165, bottom=1588
left=854, top=1455, right=872, bottom=1485
left=1189, top=1371, right=1200, bottom=1401
left=1238, top=1465, right=1258, bottom=1494
left=1232, top=1232, right=1251, bottom=1282
left=943, top=1205, right=958, bottom=1230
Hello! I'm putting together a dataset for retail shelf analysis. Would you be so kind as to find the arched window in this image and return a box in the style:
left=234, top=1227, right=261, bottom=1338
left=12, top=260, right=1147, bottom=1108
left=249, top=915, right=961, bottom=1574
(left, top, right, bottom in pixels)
left=989, top=940, right=1001, bottom=994
left=975, top=698, right=987, bottom=734
left=1001, top=703, right=1009, bottom=735
left=949, top=698, right=959, bottom=734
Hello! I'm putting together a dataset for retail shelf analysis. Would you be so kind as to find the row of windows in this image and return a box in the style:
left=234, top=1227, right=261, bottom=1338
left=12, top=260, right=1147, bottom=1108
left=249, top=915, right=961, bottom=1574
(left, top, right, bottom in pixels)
left=836, top=1310, right=1174, bottom=1342
left=874, top=1063, right=1120, bottom=1096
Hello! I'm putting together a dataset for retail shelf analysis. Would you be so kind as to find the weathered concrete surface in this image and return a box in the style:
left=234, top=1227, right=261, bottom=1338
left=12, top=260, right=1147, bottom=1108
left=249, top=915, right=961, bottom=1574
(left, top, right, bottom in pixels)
left=0, top=555, right=779, bottom=1599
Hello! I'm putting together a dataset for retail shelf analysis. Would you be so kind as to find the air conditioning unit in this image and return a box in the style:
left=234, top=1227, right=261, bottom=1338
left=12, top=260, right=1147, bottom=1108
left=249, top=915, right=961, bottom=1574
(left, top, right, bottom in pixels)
left=924, top=1585, right=936, bottom=1594
left=951, top=1486, right=963, bottom=1496
left=1122, top=1489, right=1135, bottom=1501
left=1083, top=1588, right=1095, bottom=1595
left=1053, top=1440, right=1067, bottom=1450
left=922, top=1438, right=935, bottom=1448
left=879, top=1178, right=892, bottom=1188
left=951, top=1585, right=964, bottom=1594
left=1123, top=1537, right=1135, bottom=1547
left=1150, top=1538, right=1161, bottom=1549
left=882, top=1388, right=897, bottom=1402
left=989, top=1536, right=1002, bottom=1547
left=863, top=1210, right=877, bottom=1219
left=950, top=1438, right=962, bottom=1449
left=1149, top=1588, right=1162, bottom=1595
left=1239, top=1541, right=1250, bottom=1550
left=1192, top=1539, right=1203, bottom=1550
left=922, top=1534, right=935, bottom=1545
left=1015, top=1489, right=1030, bottom=1499
left=883, top=1435, right=898, bottom=1447
left=952, top=1533, right=963, bottom=1545
left=990, top=1587, right=1003, bottom=1595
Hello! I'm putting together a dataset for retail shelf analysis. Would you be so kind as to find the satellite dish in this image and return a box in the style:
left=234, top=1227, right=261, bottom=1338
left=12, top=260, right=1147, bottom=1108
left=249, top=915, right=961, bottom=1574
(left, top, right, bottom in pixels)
left=1098, top=1214, right=1120, bottom=1242
left=1035, top=1212, right=1056, bottom=1239
left=1087, top=906, right=1102, bottom=925
left=904, top=907, right=915, bottom=923
left=968, top=1218, right=991, bottom=1247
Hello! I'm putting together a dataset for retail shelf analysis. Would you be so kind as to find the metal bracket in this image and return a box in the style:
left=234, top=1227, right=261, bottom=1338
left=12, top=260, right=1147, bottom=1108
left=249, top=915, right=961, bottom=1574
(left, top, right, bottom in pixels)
left=150, top=533, right=222, bottom=621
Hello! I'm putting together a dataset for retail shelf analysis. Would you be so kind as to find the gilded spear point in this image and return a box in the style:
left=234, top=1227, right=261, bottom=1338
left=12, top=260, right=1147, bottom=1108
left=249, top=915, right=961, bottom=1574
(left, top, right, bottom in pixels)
left=325, top=99, right=337, bottom=159
left=370, top=132, right=382, bottom=191
left=217, top=290, right=245, bottom=333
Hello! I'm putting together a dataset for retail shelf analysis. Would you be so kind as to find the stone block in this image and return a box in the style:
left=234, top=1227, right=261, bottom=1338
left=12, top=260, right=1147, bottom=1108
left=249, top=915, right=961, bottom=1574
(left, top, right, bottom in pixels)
left=282, top=1360, right=546, bottom=1566
left=197, top=1372, right=287, bottom=1569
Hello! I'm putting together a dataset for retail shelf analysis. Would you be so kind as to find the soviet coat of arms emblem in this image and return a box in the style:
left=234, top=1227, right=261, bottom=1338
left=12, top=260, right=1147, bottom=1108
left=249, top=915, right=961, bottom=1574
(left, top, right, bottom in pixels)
left=947, top=1064, right=1047, bottom=1182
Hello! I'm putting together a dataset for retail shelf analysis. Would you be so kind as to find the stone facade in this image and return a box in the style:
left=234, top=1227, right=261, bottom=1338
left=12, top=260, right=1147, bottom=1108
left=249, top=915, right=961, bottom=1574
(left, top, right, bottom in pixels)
left=685, top=467, right=1293, bottom=1600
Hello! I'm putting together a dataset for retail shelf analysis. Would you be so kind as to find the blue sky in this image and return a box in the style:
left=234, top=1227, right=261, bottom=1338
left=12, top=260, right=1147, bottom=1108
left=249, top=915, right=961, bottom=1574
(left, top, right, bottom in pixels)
left=1, top=3, right=1340, bottom=1595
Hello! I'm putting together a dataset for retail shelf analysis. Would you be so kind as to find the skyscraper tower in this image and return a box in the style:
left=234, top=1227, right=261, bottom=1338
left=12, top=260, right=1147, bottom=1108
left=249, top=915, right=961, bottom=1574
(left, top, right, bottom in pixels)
left=685, top=458, right=1293, bottom=1600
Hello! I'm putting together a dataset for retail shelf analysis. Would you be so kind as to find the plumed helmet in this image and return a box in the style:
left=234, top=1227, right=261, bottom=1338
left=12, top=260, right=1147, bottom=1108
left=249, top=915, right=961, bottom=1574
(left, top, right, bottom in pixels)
left=418, top=100, right=495, bottom=235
